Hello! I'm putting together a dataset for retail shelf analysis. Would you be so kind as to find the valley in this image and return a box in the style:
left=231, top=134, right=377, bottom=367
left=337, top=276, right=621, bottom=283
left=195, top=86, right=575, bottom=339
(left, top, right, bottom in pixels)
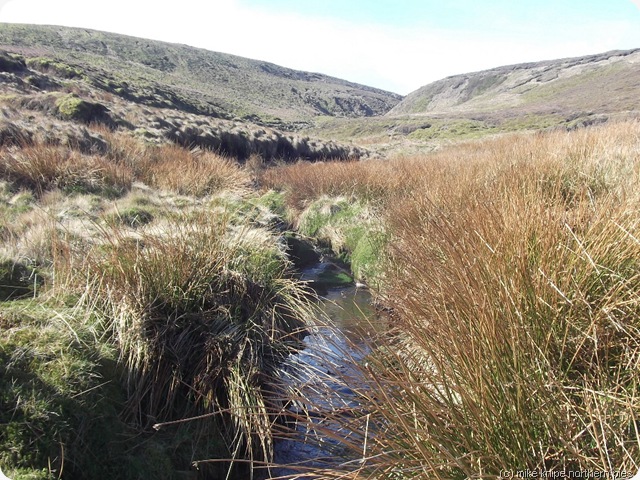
left=0, top=23, right=639, bottom=480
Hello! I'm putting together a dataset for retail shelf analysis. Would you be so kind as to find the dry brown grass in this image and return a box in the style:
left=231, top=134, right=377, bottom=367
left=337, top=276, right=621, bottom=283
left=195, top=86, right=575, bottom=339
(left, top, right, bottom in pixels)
left=0, top=143, right=132, bottom=197
left=98, top=129, right=251, bottom=196
left=265, top=121, right=640, bottom=477
left=141, top=144, right=250, bottom=196
left=260, top=157, right=414, bottom=210
left=0, top=129, right=251, bottom=200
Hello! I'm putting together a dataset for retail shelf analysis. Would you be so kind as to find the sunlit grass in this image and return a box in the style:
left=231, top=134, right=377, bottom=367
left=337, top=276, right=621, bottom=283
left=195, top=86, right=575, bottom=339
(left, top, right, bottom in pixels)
left=266, top=121, right=640, bottom=477
left=0, top=131, right=316, bottom=478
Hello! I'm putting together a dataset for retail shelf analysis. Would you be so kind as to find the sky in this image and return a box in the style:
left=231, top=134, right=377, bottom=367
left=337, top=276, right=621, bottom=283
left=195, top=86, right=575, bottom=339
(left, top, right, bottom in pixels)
left=1, top=0, right=640, bottom=94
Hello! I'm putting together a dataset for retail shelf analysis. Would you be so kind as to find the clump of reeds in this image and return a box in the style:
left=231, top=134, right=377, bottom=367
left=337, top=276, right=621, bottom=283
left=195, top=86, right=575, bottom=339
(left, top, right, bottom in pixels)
left=0, top=130, right=251, bottom=201
left=99, top=129, right=251, bottom=197
left=56, top=210, right=313, bottom=473
left=271, top=122, right=640, bottom=478
left=141, top=144, right=250, bottom=197
left=260, top=158, right=407, bottom=210
left=342, top=123, right=640, bottom=477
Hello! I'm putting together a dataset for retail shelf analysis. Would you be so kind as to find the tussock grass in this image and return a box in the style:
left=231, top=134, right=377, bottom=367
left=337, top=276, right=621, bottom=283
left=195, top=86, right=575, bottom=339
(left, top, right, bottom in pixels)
left=364, top=194, right=640, bottom=475
left=0, top=129, right=315, bottom=477
left=0, top=144, right=131, bottom=197
left=266, top=121, right=640, bottom=477
left=261, top=159, right=408, bottom=210
left=54, top=209, right=313, bottom=472
left=97, top=129, right=251, bottom=197
left=0, top=131, right=250, bottom=200
left=140, top=144, right=250, bottom=197
left=367, top=124, right=640, bottom=476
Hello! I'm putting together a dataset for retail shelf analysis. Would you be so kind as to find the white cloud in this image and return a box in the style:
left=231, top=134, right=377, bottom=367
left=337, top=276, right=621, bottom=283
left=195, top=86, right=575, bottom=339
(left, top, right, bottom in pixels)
left=1, top=0, right=639, bottom=94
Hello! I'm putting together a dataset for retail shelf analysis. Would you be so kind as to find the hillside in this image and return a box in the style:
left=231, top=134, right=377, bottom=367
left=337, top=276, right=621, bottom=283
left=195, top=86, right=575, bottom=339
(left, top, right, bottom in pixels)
left=305, top=48, right=640, bottom=151
left=0, top=24, right=407, bottom=161
left=0, top=23, right=401, bottom=130
left=390, top=48, right=640, bottom=119
left=1, top=23, right=639, bottom=157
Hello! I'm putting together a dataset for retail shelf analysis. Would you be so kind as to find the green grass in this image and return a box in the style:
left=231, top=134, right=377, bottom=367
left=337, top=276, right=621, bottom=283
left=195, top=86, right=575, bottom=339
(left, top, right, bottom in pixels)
left=315, top=268, right=353, bottom=288
left=0, top=299, right=123, bottom=478
left=0, top=260, right=39, bottom=300
left=295, top=196, right=385, bottom=284
left=0, top=298, right=233, bottom=479
left=407, top=118, right=493, bottom=140
left=105, top=206, right=154, bottom=227
left=25, top=57, right=84, bottom=79
left=305, top=113, right=578, bottom=149
left=54, top=94, right=112, bottom=125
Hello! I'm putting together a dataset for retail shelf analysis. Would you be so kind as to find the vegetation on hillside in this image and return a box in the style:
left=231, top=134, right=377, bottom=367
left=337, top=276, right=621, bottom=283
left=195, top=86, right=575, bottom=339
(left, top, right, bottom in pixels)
left=305, top=49, right=640, bottom=151
left=389, top=48, right=640, bottom=118
left=0, top=23, right=401, bottom=128
left=0, top=46, right=367, bottom=163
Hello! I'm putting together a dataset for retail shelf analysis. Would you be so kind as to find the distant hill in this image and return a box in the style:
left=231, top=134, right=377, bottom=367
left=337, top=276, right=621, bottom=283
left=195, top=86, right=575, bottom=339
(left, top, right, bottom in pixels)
left=389, top=49, right=640, bottom=120
left=2, top=23, right=639, bottom=158
left=305, top=48, right=640, bottom=150
left=0, top=23, right=402, bottom=130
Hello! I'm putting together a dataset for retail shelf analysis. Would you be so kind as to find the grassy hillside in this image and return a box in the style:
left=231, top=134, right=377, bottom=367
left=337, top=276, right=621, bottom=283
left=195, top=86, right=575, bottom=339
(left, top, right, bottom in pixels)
left=4, top=23, right=638, bottom=158
left=307, top=49, right=640, bottom=152
left=390, top=48, right=640, bottom=118
left=0, top=23, right=401, bottom=130
left=0, top=47, right=368, bottom=162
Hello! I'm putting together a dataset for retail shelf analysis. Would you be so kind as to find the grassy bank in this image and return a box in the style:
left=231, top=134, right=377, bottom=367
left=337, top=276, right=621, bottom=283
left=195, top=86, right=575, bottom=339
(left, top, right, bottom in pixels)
left=263, top=121, right=640, bottom=477
left=0, top=132, right=314, bottom=479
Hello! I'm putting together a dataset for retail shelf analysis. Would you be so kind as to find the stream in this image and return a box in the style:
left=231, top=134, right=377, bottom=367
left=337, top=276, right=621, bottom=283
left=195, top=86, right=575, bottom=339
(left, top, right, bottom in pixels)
left=270, top=260, right=383, bottom=478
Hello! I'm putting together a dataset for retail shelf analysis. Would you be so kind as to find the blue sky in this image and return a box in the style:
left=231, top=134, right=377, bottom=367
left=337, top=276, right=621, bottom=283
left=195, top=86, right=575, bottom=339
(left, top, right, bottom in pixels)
left=244, top=0, right=639, bottom=32
left=1, top=0, right=640, bottom=94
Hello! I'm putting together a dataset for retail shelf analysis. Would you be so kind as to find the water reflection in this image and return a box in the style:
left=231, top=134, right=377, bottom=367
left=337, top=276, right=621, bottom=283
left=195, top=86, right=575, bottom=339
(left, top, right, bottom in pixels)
left=321, top=286, right=377, bottom=345
left=271, top=274, right=385, bottom=479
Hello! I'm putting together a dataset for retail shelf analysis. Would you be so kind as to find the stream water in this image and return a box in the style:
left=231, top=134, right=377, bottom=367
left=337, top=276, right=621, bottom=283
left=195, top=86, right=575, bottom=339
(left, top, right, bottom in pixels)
left=270, top=261, right=384, bottom=478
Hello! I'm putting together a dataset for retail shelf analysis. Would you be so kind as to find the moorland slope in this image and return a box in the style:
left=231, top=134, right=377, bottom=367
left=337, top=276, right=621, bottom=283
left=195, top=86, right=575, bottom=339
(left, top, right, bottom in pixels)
left=306, top=48, right=640, bottom=148
left=0, top=23, right=401, bottom=129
